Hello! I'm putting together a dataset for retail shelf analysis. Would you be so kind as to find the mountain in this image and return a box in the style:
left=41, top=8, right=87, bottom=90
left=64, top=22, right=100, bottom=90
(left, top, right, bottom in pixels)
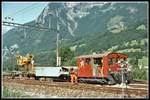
left=3, top=2, right=148, bottom=66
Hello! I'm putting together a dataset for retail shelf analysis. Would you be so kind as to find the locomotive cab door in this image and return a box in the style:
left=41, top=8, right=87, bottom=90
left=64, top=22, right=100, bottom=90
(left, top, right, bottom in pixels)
left=92, top=57, right=103, bottom=77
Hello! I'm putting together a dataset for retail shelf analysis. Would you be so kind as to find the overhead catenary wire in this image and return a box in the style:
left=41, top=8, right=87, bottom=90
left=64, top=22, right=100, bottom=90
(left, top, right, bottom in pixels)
left=3, top=3, right=70, bottom=36
left=5, top=3, right=37, bottom=18
left=18, top=3, right=46, bottom=18
left=2, top=21, right=60, bottom=32
left=4, top=3, right=40, bottom=23
left=4, top=3, right=69, bottom=30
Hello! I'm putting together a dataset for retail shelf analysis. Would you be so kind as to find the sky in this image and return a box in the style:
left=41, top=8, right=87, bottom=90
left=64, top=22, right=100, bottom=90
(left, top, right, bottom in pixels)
left=2, top=2, right=49, bottom=34
left=1, top=2, right=108, bottom=34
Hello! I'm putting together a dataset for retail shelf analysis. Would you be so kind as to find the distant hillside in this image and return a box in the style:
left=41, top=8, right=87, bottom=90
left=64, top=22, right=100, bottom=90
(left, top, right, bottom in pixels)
left=3, top=2, right=148, bottom=67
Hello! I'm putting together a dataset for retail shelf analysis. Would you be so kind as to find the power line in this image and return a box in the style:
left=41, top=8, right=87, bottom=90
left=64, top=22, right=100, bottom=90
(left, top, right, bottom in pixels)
left=21, top=4, right=43, bottom=15
left=2, top=21, right=60, bottom=32
left=5, top=3, right=38, bottom=18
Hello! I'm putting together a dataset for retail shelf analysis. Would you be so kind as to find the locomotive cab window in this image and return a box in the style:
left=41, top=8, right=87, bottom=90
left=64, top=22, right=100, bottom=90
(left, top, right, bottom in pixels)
left=94, top=58, right=103, bottom=66
left=109, top=58, right=118, bottom=65
left=85, top=58, right=91, bottom=64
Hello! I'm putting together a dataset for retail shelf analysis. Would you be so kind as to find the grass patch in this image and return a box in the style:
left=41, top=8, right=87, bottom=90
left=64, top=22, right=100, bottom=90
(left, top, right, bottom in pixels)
left=2, top=86, right=30, bottom=98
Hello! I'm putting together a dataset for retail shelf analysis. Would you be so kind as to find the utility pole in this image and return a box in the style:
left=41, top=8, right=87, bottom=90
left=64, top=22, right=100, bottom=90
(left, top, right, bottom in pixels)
left=49, top=16, right=51, bottom=28
left=56, top=9, right=60, bottom=67
left=56, top=33, right=59, bottom=66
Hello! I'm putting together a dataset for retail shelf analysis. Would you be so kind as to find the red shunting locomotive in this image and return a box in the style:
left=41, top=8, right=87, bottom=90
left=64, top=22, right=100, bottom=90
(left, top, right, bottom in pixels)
left=76, top=52, right=131, bottom=84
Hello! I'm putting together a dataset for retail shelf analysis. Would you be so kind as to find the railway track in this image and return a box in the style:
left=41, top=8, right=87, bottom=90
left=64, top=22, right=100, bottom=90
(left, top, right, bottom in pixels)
left=3, top=76, right=148, bottom=98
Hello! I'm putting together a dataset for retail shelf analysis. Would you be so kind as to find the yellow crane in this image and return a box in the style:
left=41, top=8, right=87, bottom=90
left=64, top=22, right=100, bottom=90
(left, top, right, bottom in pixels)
left=16, top=53, right=35, bottom=77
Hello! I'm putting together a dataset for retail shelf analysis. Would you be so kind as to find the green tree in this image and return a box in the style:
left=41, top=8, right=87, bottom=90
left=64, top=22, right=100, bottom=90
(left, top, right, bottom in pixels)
left=59, top=46, right=75, bottom=66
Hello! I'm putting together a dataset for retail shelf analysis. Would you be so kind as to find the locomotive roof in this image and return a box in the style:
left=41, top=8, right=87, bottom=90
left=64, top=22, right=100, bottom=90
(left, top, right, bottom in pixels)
left=77, top=52, right=127, bottom=58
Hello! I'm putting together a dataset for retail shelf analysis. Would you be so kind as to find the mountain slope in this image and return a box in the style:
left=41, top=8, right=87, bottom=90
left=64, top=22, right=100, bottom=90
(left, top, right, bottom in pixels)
left=3, top=2, right=148, bottom=66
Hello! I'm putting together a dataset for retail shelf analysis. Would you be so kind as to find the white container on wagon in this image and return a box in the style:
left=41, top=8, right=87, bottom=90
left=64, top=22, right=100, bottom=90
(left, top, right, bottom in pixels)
left=35, top=66, right=62, bottom=77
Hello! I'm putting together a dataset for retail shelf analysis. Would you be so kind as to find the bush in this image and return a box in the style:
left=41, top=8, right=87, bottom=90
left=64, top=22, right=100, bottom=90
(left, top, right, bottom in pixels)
left=59, top=46, right=75, bottom=66
left=131, top=66, right=147, bottom=80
